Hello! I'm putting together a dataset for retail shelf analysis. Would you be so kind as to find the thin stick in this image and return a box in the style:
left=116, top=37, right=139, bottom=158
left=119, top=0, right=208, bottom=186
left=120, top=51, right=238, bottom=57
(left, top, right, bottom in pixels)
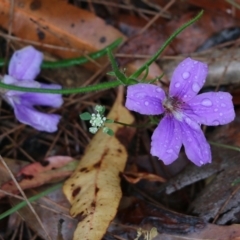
left=0, top=155, right=52, bottom=240
left=139, top=0, right=175, bottom=34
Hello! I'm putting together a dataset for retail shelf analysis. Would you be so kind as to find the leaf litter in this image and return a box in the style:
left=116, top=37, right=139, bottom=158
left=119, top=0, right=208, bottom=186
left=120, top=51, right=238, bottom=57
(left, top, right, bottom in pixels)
left=0, top=0, right=240, bottom=239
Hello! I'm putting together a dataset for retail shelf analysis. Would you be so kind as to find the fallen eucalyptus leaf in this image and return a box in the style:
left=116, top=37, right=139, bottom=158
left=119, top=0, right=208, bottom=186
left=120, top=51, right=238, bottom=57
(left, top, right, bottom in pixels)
left=63, top=87, right=135, bottom=240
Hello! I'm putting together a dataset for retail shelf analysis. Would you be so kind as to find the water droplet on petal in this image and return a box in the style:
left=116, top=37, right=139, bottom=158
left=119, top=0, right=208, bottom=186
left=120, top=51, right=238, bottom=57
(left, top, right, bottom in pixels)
left=221, top=103, right=226, bottom=107
left=183, top=95, right=187, bottom=98
left=144, top=101, right=149, bottom=106
left=214, top=108, right=218, bottom=112
left=182, top=72, right=190, bottom=79
left=212, top=120, right=220, bottom=126
left=219, top=112, right=223, bottom=116
left=166, top=149, right=173, bottom=154
left=220, top=96, right=223, bottom=100
left=175, top=82, right=180, bottom=88
left=187, top=137, right=192, bottom=142
left=192, top=83, right=200, bottom=92
left=200, top=161, right=204, bottom=165
left=193, top=60, right=198, bottom=64
left=185, top=117, right=191, bottom=124
left=156, top=88, right=162, bottom=93
left=201, top=98, right=212, bottom=107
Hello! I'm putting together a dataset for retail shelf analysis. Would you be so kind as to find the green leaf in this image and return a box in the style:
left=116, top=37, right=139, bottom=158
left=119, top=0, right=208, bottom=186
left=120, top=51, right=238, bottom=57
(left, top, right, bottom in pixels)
left=140, top=65, right=149, bottom=82
left=105, top=119, right=114, bottom=123
left=80, top=112, right=91, bottom=120
left=106, top=129, right=114, bottom=136
left=107, top=49, right=128, bottom=84
left=0, top=183, right=62, bottom=220
left=0, top=38, right=123, bottom=69
left=103, top=127, right=114, bottom=136
left=106, top=71, right=116, bottom=76
left=232, top=178, right=240, bottom=186
left=95, top=105, right=105, bottom=114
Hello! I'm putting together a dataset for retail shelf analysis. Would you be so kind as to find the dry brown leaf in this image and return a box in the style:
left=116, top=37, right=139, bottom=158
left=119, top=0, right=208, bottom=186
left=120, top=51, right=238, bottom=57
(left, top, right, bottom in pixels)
left=0, top=0, right=162, bottom=79
left=0, top=158, right=29, bottom=186
left=154, top=224, right=240, bottom=240
left=122, top=172, right=166, bottom=184
left=63, top=87, right=134, bottom=240
left=0, top=0, right=124, bottom=60
left=10, top=185, right=77, bottom=240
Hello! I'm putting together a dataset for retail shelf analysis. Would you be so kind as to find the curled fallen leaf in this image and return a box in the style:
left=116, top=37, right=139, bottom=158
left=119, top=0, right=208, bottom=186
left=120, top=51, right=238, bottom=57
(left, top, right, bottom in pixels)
left=122, top=172, right=166, bottom=184
left=0, top=156, right=77, bottom=198
left=63, top=87, right=134, bottom=240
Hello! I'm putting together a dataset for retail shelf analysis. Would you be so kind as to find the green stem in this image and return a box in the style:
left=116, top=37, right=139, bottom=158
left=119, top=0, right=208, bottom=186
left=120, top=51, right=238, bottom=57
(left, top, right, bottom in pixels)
left=0, top=183, right=62, bottom=220
left=209, top=141, right=240, bottom=152
left=114, top=120, right=153, bottom=128
left=0, top=80, right=122, bottom=94
left=129, top=10, right=204, bottom=79
left=0, top=38, right=123, bottom=68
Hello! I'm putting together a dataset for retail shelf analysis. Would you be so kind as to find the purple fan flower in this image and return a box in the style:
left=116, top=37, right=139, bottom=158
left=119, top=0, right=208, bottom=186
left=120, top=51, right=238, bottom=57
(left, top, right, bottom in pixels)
left=1, top=46, right=63, bottom=132
left=125, top=58, right=235, bottom=166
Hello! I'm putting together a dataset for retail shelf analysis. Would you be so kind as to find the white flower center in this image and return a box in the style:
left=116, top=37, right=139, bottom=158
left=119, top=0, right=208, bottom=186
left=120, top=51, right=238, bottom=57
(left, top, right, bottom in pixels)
left=163, top=97, right=183, bottom=121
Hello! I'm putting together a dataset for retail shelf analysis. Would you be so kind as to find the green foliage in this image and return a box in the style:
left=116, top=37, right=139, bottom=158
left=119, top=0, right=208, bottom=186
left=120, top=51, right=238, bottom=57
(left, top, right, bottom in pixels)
left=80, top=112, right=92, bottom=120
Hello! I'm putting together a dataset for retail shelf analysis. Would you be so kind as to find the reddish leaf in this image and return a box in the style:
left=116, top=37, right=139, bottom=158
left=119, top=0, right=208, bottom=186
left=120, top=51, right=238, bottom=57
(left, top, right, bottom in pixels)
left=0, top=156, right=77, bottom=198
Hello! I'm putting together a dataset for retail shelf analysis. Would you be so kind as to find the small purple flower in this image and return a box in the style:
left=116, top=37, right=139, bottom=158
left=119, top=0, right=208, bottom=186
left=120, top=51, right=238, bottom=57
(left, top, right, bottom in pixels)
left=125, top=58, right=235, bottom=166
left=1, top=46, right=63, bottom=132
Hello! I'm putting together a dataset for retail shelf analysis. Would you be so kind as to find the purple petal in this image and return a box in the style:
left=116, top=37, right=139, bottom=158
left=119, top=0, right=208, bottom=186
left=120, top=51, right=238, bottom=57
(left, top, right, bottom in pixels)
left=151, top=116, right=182, bottom=165
left=9, top=46, right=43, bottom=80
left=186, top=92, right=235, bottom=126
left=125, top=83, right=165, bottom=115
left=180, top=118, right=211, bottom=166
left=2, top=74, right=18, bottom=84
left=19, top=83, right=63, bottom=108
left=3, top=79, right=41, bottom=106
left=3, top=76, right=63, bottom=108
left=13, top=104, right=61, bottom=132
left=169, top=58, right=208, bottom=102
left=20, top=92, right=63, bottom=108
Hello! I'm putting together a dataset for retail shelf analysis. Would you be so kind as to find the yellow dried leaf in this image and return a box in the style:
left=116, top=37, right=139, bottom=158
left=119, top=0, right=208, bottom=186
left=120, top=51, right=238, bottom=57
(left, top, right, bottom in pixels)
left=63, top=87, right=134, bottom=240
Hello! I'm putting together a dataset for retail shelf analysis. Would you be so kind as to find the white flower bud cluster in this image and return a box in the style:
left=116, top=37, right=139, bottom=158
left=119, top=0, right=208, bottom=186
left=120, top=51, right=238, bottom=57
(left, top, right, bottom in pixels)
left=89, top=105, right=106, bottom=134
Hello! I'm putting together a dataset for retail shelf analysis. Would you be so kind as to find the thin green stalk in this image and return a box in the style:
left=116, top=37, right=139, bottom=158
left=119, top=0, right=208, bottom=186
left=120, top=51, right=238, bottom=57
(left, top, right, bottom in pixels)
left=107, top=48, right=128, bottom=84
left=209, top=141, right=240, bottom=152
left=0, top=38, right=123, bottom=68
left=0, top=80, right=122, bottom=94
left=225, top=0, right=240, bottom=10
left=114, top=120, right=153, bottom=128
left=0, top=183, right=62, bottom=220
left=129, top=10, right=204, bottom=79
